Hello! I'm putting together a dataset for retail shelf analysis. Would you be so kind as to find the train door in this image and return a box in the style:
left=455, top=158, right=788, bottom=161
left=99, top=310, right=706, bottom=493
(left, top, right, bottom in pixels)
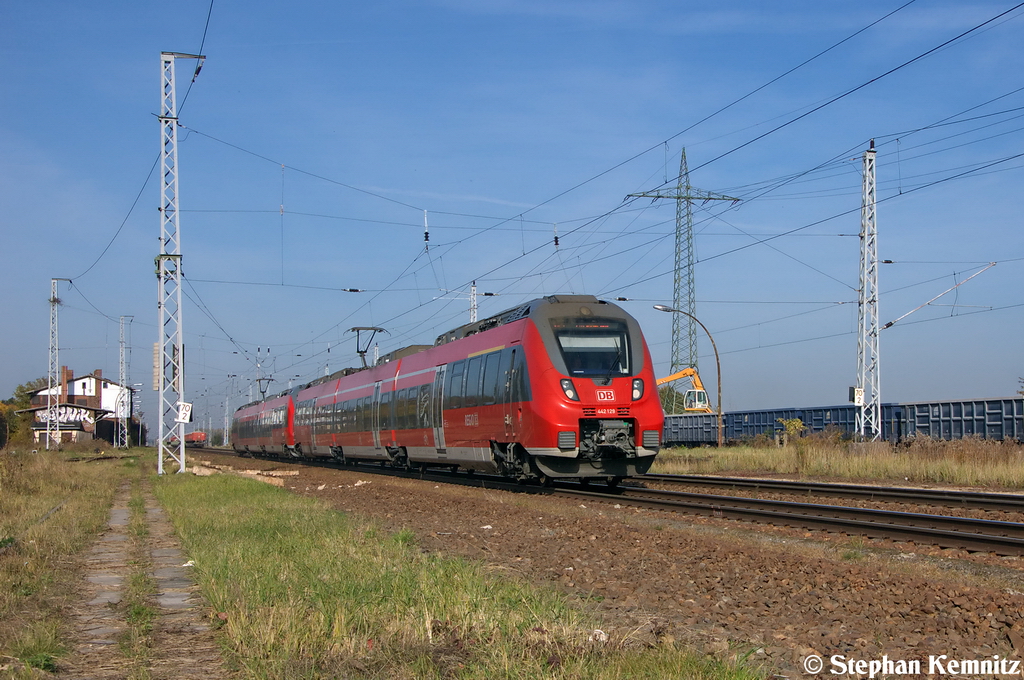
left=502, top=348, right=519, bottom=440
left=307, top=399, right=316, bottom=450
left=371, top=382, right=382, bottom=450
left=432, top=365, right=447, bottom=452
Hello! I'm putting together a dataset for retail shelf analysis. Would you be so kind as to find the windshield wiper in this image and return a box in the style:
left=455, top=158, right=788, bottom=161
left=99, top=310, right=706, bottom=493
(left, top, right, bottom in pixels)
left=602, top=343, right=624, bottom=382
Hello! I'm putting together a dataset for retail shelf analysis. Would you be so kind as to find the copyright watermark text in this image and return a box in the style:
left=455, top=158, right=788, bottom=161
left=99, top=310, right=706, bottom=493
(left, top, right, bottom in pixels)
left=801, top=654, right=1022, bottom=677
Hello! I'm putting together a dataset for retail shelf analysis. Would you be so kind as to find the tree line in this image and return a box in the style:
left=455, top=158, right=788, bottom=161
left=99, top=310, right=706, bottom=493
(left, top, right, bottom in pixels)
left=1, top=377, right=47, bottom=448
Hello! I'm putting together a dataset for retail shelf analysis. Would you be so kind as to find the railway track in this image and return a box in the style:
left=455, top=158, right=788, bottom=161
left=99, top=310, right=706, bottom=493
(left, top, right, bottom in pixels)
left=642, top=473, right=1024, bottom=511
left=555, top=484, right=1024, bottom=556
left=193, top=450, right=1024, bottom=556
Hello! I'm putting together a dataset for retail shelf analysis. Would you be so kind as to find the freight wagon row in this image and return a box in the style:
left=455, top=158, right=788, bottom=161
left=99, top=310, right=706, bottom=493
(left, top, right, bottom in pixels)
left=664, top=398, right=1024, bottom=445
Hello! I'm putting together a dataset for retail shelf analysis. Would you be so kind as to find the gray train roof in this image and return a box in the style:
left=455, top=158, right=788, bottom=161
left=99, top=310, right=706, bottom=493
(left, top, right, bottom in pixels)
left=434, top=295, right=619, bottom=346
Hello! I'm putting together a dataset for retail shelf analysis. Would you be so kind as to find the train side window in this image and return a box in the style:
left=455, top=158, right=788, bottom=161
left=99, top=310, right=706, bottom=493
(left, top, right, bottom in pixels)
left=406, top=387, right=415, bottom=429
left=446, top=360, right=466, bottom=410
left=481, top=352, right=501, bottom=405
left=496, top=348, right=513, bottom=402
left=418, top=383, right=432, bottom=428
left=510, top=348, right=531, bottom=402
left=395, top=388, right=408, bottom=429
left=405, top=388, right=415, bottom=429
left=464, top=356, right=483, bottom=408
left=405, top=388, right=414, bottom=429
left=380, top=391, right=391, bottom=430
left=393, top=389, right=403, bottom=430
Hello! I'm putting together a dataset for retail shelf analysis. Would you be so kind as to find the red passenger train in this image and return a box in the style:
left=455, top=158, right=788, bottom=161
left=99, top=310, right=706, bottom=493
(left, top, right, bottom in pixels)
left=231, top=295, right=664, bottom=483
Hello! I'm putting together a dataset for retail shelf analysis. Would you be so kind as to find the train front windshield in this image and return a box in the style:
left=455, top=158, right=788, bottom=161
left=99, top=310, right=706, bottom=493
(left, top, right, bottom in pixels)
left=552, top=319, right=631, bottom=376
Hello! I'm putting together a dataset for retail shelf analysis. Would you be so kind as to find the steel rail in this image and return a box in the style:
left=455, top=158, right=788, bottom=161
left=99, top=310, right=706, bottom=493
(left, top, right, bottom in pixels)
left=642, top=473, right=1024, bottom=512
left=196, top=449, right=1024, bottom=554
left=554, top=486, right=1024, bottom=555
left=197, top=447, right=551, bottom=494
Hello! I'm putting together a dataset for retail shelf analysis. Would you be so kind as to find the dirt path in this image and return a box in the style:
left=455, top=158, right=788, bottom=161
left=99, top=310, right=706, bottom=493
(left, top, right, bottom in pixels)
left=58, top=481, right=228, bottom=679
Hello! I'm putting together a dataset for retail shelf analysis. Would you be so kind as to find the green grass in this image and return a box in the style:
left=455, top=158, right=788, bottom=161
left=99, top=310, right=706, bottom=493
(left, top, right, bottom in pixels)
left=653, top=435, right=1024, bottom=488
left=120, top=477, right=156, bottom=680
left=7, top=621, right=62, bottom=673
left=155, top=472, right=763, bottom=679
left=0, top=447, right=130, bottom=672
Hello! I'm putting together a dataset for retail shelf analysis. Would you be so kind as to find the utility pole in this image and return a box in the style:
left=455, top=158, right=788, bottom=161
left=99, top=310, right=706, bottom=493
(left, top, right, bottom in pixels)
left=116, top=316, right=133, bottom=448
left=47, top=278, right=70, bottom=450
left=470, top=281, right=477, bottom=323
left=156, top=52, right=203, bottom=474
left=629, top=149, right=738, bottom=413
left=856, top=140, right=881, bottom=441
left=435, top=282, right=494, bottom=323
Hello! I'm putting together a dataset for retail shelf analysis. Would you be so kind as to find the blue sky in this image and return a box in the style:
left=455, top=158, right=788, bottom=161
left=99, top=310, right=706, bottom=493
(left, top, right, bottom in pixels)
left=2, top=1, right=1022, bottom=433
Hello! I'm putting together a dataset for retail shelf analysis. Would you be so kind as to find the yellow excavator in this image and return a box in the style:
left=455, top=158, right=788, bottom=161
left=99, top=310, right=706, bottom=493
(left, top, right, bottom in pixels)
left=656, top=367, right=713, bottom=413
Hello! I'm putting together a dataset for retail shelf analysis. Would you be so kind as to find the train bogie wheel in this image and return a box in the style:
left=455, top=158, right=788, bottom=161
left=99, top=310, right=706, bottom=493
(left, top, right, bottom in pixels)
left=606, top=476, right=622, bottom=489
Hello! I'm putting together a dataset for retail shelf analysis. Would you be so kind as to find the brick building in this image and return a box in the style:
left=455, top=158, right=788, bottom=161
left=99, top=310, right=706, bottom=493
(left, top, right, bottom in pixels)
left=20, top=367, right=140, bottom=445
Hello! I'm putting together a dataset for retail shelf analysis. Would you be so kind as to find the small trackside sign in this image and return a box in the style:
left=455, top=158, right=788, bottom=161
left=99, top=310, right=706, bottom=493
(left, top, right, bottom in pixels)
left=596, top=389, right=615, bottom=401
left=175, top=402, right=193, bottom=423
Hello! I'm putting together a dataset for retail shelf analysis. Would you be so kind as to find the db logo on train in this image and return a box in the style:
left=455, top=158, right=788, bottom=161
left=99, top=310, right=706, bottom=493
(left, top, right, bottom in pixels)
left=596, top=390, right=615, bottom=401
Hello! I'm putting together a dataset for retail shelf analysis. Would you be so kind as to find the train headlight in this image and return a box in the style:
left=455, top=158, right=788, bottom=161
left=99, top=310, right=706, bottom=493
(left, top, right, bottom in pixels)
left=560, top=379, right=580, bottom=401
left=631, top=378, right=644, bottom=401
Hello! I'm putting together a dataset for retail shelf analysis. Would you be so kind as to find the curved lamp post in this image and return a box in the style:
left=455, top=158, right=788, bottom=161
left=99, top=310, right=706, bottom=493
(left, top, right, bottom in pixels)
left=653, top=305, right=723, bottom=447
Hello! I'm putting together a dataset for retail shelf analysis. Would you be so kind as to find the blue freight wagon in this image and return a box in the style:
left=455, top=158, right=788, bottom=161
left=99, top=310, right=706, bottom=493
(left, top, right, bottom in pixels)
left=663, top=397, right=1024, bottom=446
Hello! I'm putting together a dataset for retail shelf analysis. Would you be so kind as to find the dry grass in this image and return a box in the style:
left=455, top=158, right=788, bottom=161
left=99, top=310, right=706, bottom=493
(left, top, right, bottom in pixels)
left=0, top=446, right=132, bottom=676
left=654, top=434, right=1024, bottom=488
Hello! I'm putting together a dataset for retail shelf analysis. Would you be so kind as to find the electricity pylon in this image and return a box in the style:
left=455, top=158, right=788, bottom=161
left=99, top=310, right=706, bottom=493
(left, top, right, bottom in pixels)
left=629, top=148, right=738, bottom=413
left=157, top=52, right=203, bottom=474
left=856, top=141, right=881, bottom=441
left=116, top=316, right=133, bottom=449
left=47, top=278, right=70, bottom=450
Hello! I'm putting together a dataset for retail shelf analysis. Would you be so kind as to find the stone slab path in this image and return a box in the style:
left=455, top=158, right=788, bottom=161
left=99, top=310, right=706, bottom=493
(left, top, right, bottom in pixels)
left=58, top=481, right=229, bottom=679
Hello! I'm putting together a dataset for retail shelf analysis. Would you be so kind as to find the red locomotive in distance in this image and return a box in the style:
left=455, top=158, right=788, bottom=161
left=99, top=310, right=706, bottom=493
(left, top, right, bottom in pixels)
left=183, top=431, right=208, bottom=447
left=231, top=295, right=664, bottom=484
